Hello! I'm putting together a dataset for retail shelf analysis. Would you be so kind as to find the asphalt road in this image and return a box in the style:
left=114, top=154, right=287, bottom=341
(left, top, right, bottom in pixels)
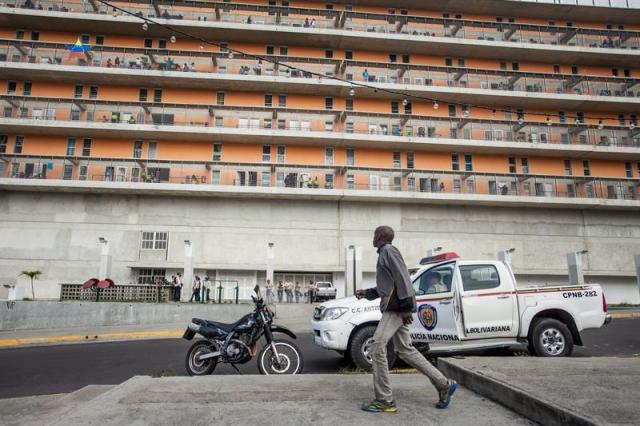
left=0, top=318, right=637, bottom=399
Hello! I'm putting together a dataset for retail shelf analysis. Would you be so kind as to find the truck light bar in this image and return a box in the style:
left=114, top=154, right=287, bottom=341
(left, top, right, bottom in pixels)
left=419, top=252, right=460, bottom=265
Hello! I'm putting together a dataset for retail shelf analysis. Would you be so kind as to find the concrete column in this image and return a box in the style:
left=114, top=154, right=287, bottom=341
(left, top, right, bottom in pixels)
left=345, top=245, right=363, bottom=296
left=635, top=255, right=640, bottom=298
left=98, top=238, right=112, bottom=279
left=567, top=251, right=586, bottom=285
left=266, top=242, right=275, bottom=286
left=182, top=240, right=193, bottom=302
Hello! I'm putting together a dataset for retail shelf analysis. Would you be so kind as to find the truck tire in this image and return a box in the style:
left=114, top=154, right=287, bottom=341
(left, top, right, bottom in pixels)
left=349, top=326, right=396, bottom=371
left=530, top=318, right=574, bottom=357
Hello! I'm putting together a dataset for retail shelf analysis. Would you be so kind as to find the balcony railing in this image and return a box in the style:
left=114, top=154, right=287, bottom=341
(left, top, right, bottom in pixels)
left=4, top=99, right=640, bottom=150
left=4, top=0, right=640, bottom=51
left=2, top=155, right=639, bottom=202
left=3, top=41, right=640, bottom=102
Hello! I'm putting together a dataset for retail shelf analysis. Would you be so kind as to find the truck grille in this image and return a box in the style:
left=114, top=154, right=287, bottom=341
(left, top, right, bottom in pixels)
left=313, top=306, right=325, bottom=320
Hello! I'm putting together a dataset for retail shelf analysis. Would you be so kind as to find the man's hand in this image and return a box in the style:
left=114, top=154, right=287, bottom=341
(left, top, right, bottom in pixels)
left=401, top=312, right=413, bottom=325
left=355, top=289, right=365, bottom=300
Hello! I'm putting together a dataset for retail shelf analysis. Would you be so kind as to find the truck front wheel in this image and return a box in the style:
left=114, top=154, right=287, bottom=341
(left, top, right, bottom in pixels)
left=349, top=326, right=396, bottom=371
left=530, top=318, right=574, bottom=357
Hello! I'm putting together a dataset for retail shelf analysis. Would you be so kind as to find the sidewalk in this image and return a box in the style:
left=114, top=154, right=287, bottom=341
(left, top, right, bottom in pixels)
left=0, top=374, right=532, bottom=426
left=439, top=356, right=640, bottom=426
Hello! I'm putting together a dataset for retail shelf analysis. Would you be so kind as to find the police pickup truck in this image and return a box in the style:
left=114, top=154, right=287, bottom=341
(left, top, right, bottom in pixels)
left=312, top=252, right=611, bottom=370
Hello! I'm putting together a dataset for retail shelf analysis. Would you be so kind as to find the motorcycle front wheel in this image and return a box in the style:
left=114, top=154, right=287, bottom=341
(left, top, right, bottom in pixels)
left=185, top=340, right=218, bottom=376
left=257, top=339, right=304, bottom=375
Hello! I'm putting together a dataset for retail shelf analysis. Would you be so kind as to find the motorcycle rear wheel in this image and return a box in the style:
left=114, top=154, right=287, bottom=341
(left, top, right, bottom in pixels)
left=257, top=339, right=304, bottom=375
left=186, top=340, right=218, bottom=376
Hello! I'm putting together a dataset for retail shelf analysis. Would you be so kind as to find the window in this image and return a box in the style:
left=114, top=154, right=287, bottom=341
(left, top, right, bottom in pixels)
left=451, top=153, right=460, bottom=171
left=63, top=164, right=73, bottom=180
left=325, top=97, right=333, bottom=110
left=80, top=34, right=90, bottom=44
left=73, top=85, right=83, bottom=98
left=459, top=265, right=500, bottom=291
left=22, top=82, right=32, bottom=96
left=345, top=98, right=353, bottom=111
left=406, top=152, right=414, bottom=169
left=219, top=42, right=228, bottom=52
left=82, top=138, right=92, bottom=156
left=583, top=160, right=591, bottom=176
left=4, top=107, right=12, bottom=118
left=458, top=58, right=465, bottom=67
left=278, top=95, right=286, bottom=107
left=266, top=45, right=274, bottom=55
left=7, top=81, right=16, bottom=94
left=66, top=137, right=76, bottom=156
left=261, top=172, right=271, bottom=187
left=13, top=135, right=24, bottom=154
left=553, top=64, right=560, bottom=73
left=264, top=119, right=272, bottom=129
left=277, top=146, right=285, bottom=163
left=392, top=151, right=401, bottom=168
left=345, top=50, right=353, bottom=60
left=89, top=86, right=98, bottom=99
left=215, top=116, right=223, bottom=127
left=508, top=157, right=516, bottom=173
left=625, top=162, right=632, bottom=177
left=262, top=145, right=271, bottom=162
left=70, top=108, right=80, bottom=121
left=324, top=121, right=333, bottom=132
left=404, top=102, right=412, bottom=114
left=279, top=46, right=288, bottom=56
left=346, top=174, right=355, bottom=190
left=512, top=62, right=519, bottom=71
left=499, top=61, right=507, bottom=71
left=464, top=154, right=473, bottom=171
left=0, top=135, right=7, bottom=153
left=139, top=88, right=148, bottom=102
left=521, top=158, right=529, bottom=173
left=215, top=92, right=225, bottom=105
left=325, top=147, right=334, bottom=165
left=144, top=38, right=153, bottom=48
left=137, top=268, right=166, bottom=284
left=95, top=35, right=104, bottom=45
left=391, top=101, right=399, bottom=114
left=448, top=104, right=456, bottom=117
left=141, top=232, right=168, bottom=250
left=402, top=54, right=410, bottom=64
left=16, top=30, right=24, bottom=40
left=564, top=160, right=572, bottom=176
left=571, top=65, right=579, bottom=75
left=133, top=140, right=143, bottom=158
left=346, top=148, right=355, bottom=166
left=389, top=53, right=397, bottom=63
left=346, top=122, right=354, bottom=133
left=413, top=263, right=454, bottom=295
left=325, top=49, right=333, bottom=59
left=445, top=57, right=452, bottom=67
left=213, top=143, right=222, bottom=161
left=158, top=39, right=167, bottom=49
left=153, top=89, right=162, bottom=102
left=264, top=94, right=273, bottom=107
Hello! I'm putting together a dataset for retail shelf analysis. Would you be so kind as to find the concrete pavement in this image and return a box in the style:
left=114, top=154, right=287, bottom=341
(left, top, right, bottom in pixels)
left=0, top=374, right=532, bottom=426
left=439, top=357, right=640, bottom=426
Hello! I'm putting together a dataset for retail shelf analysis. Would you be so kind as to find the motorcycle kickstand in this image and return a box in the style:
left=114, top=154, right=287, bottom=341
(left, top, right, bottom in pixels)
left=230, top=364, right=242, bottom=374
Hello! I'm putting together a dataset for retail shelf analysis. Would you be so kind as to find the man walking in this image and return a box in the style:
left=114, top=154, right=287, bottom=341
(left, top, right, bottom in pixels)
left=355, top=225, right=456, bottom=413
left=265, top=279, right=274, bottom=304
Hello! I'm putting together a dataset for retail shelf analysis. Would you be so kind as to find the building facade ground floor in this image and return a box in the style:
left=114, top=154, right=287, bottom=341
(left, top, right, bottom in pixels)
left=0, top=186, right=639, bottom=304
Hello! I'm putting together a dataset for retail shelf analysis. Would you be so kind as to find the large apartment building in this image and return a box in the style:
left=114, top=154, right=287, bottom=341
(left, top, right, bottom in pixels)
left=0, top=0, right=639, bottom=303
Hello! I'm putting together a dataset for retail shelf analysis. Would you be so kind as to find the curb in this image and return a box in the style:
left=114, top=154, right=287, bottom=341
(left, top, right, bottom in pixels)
left=0, top=330, right=183, bottom=349
left=609, top=311, right=640, bottom=319
left=437, top=358, right=599, bottom=426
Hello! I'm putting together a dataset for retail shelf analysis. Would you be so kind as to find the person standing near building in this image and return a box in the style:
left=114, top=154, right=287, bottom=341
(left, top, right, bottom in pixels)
left=277, top=280, right=284, bottom=303
left=190, top=275, right=201, bottom=303
left=285, top=280, right=294, bottom=303
left=294, top=281, right=302, bottom=303
left=265, top=279, right=274, bottom=304
left=307, top=280, right=315, bottom=303
left=355, top=225, right=457, bottom=413
left=203, top=276, right=212, bottom=302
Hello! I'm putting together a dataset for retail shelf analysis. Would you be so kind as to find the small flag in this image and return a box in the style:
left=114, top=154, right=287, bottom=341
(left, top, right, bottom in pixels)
left=67, top=38, right=91, bottom=58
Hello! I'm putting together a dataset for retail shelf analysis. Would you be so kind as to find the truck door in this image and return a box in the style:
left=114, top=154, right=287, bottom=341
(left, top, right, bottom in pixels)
left=457, top=263, right=518, bottom=339
left=409, top=262, right=461, bottom=345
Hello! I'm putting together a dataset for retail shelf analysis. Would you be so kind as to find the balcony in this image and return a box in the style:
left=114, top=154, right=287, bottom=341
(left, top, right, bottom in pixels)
left=2, top=40, right=640, bottom=111
left=2, top=1, right=640, bottom=66
left=3, top=97, right=640, bottom=159
left=1, top=155, right=638, bottom=210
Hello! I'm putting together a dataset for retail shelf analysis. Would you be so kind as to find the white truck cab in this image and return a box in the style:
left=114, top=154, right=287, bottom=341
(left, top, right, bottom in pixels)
left=312, top=252, right=611, bottom=370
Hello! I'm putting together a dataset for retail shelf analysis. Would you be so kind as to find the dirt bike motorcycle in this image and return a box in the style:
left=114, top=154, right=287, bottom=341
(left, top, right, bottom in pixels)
left=182, top=286, right=304, bottom=375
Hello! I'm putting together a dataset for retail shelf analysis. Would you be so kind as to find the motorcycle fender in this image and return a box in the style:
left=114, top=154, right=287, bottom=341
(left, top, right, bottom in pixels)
left=270, top=324, right=297, bottom=339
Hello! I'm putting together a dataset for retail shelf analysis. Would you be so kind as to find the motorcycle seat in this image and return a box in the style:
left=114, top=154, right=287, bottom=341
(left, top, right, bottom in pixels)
left=195, top=318, right=244, bottom=332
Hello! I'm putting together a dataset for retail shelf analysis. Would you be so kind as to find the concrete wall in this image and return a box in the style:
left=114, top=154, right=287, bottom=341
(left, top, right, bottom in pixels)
left=0, top=301, right=315, bottom=332
left=0, top=191, right=639, bottom=304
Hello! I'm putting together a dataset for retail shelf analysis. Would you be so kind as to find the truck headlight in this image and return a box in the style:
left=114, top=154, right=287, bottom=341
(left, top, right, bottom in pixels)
left=321, top=307, right=348, bottom=321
